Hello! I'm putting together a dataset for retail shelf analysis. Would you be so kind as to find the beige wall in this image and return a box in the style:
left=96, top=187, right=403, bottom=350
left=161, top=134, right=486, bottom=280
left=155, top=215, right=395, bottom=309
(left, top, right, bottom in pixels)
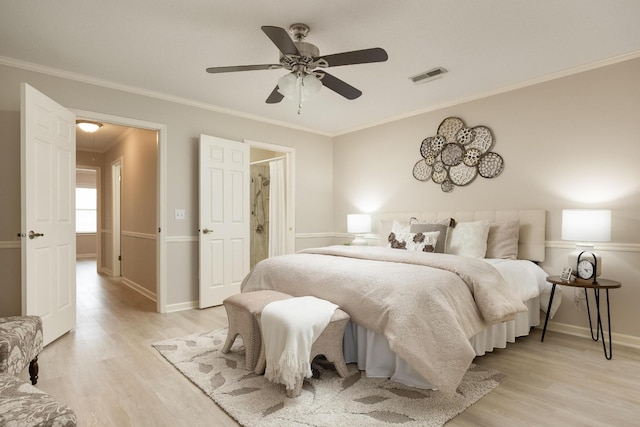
left=101, top=128, right=158, bottom=296
left=76, top=234, right=96, bottom=258
left=0, top=62, right=333, bottom=315
left=333, top=57, right=640, bottom=339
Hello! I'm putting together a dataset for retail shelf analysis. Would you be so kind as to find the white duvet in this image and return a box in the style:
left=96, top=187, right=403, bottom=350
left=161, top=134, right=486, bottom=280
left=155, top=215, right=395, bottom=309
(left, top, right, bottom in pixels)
left=241, top=245, right=528, bottom=396
left=483, top=259, right=560, bottom=317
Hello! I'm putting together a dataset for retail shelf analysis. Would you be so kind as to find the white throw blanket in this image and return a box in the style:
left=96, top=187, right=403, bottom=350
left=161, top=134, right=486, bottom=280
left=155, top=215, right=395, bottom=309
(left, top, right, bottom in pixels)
left=261, top=296, right=338, bottom=390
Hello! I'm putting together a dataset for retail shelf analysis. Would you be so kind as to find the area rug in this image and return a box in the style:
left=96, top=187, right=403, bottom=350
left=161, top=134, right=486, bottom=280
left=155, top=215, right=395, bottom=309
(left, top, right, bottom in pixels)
left=152, top=328, right=504, bottom=426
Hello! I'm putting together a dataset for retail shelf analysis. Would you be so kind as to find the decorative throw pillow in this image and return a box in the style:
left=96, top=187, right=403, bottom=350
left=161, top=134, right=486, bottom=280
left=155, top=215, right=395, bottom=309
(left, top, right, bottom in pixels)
left=485, top=219, right=520, bottom=259
left=378, top=219, right=404, bottom=246
left=446, top=220, right=491, bottom=258
left=388, top=229, right=440, bottom=252
left=409, top=223, right=449, bottom=253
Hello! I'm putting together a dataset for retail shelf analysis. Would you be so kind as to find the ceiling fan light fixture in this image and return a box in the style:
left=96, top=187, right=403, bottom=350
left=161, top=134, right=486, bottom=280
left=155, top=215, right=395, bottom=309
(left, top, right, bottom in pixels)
left=76, top=120, right=103, bottom=133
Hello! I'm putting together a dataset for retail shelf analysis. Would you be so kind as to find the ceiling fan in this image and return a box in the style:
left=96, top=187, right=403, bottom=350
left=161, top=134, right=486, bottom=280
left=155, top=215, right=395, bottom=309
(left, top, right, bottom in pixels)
left=206, top=24, right=388, bottom=108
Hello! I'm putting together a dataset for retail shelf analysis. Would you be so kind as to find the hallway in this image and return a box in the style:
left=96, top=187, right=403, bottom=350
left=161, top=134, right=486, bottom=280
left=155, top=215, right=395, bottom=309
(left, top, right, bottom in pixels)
left=22, top=259, right=239, bottom=426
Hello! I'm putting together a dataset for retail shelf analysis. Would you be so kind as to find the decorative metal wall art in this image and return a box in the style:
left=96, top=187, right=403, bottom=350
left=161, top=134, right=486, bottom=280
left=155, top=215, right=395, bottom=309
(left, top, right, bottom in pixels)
left=412, top=117, right=504, bottom=192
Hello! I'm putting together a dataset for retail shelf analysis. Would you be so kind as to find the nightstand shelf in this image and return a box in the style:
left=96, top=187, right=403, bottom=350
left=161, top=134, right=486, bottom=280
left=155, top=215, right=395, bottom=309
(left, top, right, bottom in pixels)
left=542, top=275, right=621, bottom=359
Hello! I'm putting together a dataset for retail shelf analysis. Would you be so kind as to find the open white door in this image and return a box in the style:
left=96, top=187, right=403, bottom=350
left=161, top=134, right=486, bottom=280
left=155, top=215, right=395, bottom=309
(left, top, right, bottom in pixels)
left=112, top=160, right=122, bottom=276
left=199, top=135, right=249, bottom=308
left=20, top=83, right=76, bottom=346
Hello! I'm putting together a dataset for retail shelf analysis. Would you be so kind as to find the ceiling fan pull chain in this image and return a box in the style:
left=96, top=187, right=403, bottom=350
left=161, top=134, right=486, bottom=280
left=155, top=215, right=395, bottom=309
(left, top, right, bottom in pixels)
left=297, top=76, right=303, bottom=114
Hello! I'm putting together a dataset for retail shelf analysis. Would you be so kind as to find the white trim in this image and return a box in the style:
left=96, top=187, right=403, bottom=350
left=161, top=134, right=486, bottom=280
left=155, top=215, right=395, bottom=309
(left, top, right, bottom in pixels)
left=165, top=301, right=198, bottom=313
left=166, top=235, right=198, bottom=243
left=245, top=139, right=296, bottom=256
left=3, top=52, right=639, bottom=138
left=296, top=232, right=341, bottom=239
left=70, top=109, right=168, bottom=314
left=0, top=241, right=21, bottom=249
left=250, top=155, right=286, bottom=165
left=1, top=56, right=330, bottom=137
left=111, top=157, right=122, bottom=278
left=546, top=241, right=640, bottom=253
left=122, top=230, right=157, bottom=240
left=121, top=278, right=157, bottom=303
left=335, top=50, right=640, bottom=136
left=541, top=321, right=640, bottom=351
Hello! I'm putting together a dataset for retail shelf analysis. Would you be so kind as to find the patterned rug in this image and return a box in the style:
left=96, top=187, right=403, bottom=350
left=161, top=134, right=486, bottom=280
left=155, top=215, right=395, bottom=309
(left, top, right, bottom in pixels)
left=152, top=328, right=503, bottom=427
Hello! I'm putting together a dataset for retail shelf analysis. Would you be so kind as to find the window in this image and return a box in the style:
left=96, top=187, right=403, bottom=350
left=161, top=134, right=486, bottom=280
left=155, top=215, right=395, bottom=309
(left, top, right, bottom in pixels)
left=76, top=187, right=97, bottom=233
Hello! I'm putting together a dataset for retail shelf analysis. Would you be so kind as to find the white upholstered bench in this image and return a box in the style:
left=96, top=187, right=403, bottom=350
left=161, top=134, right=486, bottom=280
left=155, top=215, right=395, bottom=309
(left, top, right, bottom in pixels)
left=222, top=290, right=292, bottom=371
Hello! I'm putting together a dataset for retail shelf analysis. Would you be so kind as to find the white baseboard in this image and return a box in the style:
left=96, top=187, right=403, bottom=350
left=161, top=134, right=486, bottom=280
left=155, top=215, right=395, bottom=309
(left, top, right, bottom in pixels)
left=165, top=301, right=198, bottom=313
left=121, top=277, right=157, bottom=303
left=541, top=321, right=640, bottom=350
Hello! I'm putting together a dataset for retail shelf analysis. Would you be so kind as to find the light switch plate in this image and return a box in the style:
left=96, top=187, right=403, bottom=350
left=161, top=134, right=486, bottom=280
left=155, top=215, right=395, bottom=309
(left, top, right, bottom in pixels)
left=174, top=209, right=186, bottom=220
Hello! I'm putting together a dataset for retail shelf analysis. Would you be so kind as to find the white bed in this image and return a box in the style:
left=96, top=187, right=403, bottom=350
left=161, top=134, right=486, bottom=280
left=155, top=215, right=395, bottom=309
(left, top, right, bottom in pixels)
left=342, top=209, right=557, bottom=389
left=242, top=209, right=559, bottom=393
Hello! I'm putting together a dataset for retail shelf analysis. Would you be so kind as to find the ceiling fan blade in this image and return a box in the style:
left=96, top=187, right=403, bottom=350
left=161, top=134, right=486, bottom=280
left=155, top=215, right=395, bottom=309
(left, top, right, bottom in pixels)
left=266, top=86, right=284, bottom=104
left=261, top=26, right=300, bottom=56
left=206, top=64, right=282, bottom=74
left=316, top=47, right=388, bottom=67
left=317, top=71, right=362, bottom=100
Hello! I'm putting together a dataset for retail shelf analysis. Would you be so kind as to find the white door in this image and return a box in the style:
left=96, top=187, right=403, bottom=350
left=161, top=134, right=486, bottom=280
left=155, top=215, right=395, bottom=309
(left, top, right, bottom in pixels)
left=112, top=160, right=122, bottom=276
left=199, top=135, right=250, bottom=308
left=20, top=83, right=76, bottom=346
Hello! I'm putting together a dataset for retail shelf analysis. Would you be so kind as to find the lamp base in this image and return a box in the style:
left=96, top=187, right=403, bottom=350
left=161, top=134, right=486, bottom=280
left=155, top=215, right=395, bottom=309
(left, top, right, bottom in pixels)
left=350, top=236, right=368, bottom=246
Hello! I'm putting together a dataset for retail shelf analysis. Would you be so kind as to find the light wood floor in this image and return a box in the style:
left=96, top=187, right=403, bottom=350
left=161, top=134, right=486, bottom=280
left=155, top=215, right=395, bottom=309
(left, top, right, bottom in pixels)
left=22, top=260, right=640, bottom=426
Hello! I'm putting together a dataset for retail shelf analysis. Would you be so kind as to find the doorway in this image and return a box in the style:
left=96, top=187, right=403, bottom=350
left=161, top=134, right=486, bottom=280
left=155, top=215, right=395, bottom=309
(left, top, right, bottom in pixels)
left=247, top=139, right=295, bottom=268
left=74, top=109, right=167, bottom=312
left=75, top=166, right=101, bottom=266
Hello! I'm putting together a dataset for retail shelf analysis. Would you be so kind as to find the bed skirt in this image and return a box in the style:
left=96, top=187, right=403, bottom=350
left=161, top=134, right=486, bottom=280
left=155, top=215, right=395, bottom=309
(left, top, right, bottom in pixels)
left=342, top=297, right=540, bottom=389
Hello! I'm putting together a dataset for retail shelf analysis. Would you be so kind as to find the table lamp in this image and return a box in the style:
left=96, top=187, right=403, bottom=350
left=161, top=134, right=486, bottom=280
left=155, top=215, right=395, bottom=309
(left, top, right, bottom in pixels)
left=347, top=214, right=371, bottom=246
left=562, top=209, right=611, bottom=283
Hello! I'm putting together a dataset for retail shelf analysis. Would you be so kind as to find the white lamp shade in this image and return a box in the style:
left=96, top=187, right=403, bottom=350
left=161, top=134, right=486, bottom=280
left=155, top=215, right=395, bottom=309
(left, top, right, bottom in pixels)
left=277, top=73, right=298, bottom=99
left=302, top=74, right=322, bottom=99
left=347, top=214, right=371, bottom=234
left=561, top=209, right=611, bottom=242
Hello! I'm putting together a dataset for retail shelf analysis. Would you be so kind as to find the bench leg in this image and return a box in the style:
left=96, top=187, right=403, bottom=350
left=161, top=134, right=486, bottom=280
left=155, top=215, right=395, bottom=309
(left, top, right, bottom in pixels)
left=29, top=355, right=39, bottom=385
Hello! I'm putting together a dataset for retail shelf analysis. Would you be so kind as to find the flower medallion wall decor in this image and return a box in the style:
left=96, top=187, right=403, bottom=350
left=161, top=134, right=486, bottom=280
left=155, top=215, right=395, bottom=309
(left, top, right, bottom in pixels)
left=412, top=117, right=504, bottom=192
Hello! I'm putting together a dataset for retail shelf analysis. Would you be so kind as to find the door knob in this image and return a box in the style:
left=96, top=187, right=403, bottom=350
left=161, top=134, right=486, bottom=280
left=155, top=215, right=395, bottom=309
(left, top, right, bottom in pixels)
left=202, top=228, right=213, bottom=234
left=28, top=230, right=44, bottom=240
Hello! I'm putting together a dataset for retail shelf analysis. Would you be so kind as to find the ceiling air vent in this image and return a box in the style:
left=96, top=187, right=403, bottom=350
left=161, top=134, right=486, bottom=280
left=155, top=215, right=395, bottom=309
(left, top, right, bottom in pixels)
left=410, top=67, right=447, bottom=85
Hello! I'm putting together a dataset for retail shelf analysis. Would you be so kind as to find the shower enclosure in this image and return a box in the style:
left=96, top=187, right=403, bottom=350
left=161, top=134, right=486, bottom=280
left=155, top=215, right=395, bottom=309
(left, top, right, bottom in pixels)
left=250, top=163, right=270, bottom=268
left=249, top=149, right=288, bottom=269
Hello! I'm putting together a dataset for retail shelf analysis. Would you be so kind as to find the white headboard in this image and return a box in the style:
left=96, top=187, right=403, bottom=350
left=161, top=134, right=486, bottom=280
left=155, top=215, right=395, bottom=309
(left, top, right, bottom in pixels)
left=374, top=209, right=546, bottom=262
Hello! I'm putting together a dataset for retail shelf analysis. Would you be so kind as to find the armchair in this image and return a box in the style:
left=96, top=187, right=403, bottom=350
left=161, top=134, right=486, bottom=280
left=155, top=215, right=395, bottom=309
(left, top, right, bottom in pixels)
left=0, top=315, right=43, bottom=385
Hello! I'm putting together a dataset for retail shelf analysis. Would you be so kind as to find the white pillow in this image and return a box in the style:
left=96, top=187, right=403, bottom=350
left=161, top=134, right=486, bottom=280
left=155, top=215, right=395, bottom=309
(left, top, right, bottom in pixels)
left=446, top=220, right=491, bottom=258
